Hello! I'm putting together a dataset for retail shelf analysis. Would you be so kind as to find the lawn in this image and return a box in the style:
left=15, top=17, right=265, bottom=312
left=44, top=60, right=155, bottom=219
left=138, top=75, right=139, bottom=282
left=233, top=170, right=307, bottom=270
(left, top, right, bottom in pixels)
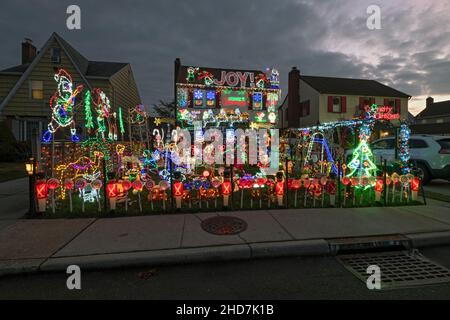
left=0, top=162, right=26, bottom=182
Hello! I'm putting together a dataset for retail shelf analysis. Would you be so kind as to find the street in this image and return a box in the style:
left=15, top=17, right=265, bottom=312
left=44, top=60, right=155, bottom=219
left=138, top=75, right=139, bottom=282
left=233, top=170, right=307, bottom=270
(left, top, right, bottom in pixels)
left=1, top=245, right=449, bottom=300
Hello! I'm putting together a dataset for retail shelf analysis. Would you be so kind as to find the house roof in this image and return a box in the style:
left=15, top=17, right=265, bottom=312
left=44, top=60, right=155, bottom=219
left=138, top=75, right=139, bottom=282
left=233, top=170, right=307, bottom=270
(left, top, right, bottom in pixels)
left=300, top=75, right=411, bottom=98
left=86, top=61, right=129, bottom=78
left=0, top=32, right=130, bottom=113
left=416, top=100, right=450, bottom=118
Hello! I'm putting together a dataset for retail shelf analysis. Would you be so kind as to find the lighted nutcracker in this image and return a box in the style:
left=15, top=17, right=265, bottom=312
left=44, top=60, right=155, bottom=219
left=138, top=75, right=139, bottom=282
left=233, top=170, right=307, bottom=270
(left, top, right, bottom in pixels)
left=35, top=173, right=48, bottom=213
left=221, top=169, right=232, bottom=209
left=173, top=172, right=184, bottom=210
left=106, top=173, right=118, bottom=211
left=275, top=171, right=285, bottom=207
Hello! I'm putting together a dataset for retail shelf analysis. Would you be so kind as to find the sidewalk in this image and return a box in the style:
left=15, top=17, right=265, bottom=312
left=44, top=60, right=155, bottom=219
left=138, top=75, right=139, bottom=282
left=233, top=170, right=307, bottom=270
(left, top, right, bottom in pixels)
left=1, top=203, right=450, bottom=277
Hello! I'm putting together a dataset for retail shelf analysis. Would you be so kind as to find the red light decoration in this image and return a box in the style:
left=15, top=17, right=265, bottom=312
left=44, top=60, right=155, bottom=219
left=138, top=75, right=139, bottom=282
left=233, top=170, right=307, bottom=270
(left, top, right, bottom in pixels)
left=36, top=180, right=49, bottom=200
left=173, top=181, right=184, bottom=197
left=275, top=181, right=284, bottom=195
left=375, top=179, right=384, bottom=192
left=47, top=178, right=59, bottom=190
left=411, top=177, right=420, bottom=192
left=327, top=180, right=336, bottom=195
left=221, top=180, right=232, bottom=195
left=107, top=180, right=118, bottom=198
left=121, top=180, right=132, bottom=192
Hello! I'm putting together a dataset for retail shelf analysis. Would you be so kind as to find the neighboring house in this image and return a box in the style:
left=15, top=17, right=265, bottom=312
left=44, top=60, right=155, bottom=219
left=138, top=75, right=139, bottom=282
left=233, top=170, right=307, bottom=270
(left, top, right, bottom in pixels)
left=411, top=97, right=450, bottom=135
left=0, top=33, right=141, bottom=143
left=279, top=67, right=411, bottom=128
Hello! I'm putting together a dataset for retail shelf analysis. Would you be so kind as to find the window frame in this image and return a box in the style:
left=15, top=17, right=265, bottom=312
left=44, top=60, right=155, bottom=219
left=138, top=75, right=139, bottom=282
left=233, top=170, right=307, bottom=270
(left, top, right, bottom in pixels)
left=30, top=80, right=44, bottom=100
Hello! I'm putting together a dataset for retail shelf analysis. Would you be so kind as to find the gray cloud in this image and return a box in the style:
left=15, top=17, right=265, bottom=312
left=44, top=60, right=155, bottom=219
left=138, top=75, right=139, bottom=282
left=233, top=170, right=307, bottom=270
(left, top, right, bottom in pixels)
left=0, top=0, right=449, bottom=115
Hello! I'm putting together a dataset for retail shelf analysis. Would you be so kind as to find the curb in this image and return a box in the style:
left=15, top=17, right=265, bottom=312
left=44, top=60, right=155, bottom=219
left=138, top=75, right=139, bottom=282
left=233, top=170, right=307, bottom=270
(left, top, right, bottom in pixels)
left=1, top=232, right=450, bottom=277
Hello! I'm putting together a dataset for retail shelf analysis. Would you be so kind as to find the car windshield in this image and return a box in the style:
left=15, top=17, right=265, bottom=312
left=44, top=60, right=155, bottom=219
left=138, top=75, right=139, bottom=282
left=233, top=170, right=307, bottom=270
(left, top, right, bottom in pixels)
left=371, top=139, right=394, bottom=149
left=437, top=139, right=450, bottom=149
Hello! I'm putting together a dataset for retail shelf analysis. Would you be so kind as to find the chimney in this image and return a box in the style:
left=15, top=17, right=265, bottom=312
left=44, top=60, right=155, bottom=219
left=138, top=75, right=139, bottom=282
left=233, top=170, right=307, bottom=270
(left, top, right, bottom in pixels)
left=288, top=66, right=301, bottom=128
left=426, top=96, right=434, bottom=108
left=21, top=38, right=36, bottom=64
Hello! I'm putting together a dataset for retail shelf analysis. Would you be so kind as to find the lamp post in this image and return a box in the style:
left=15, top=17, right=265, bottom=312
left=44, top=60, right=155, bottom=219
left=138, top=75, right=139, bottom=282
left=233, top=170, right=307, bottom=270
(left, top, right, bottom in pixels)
left=25, top=157, right=37, bottom=217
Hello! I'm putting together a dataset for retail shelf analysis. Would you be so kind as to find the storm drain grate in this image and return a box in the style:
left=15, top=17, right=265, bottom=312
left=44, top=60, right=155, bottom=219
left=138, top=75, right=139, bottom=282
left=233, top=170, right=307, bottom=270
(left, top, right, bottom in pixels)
left=201, top=216, right=247, bottom=235
left=337, top=250, right=450, bottom=289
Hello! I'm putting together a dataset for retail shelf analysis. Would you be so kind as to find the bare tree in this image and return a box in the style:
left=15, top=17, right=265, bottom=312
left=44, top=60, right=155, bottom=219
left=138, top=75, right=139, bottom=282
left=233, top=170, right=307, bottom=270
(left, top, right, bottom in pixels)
left=153, top=100, right=175, bottom=118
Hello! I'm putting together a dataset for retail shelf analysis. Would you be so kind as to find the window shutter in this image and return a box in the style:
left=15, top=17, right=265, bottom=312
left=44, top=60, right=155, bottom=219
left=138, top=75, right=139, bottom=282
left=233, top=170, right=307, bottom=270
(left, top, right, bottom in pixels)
left=359, top=97, right=365, bottom=110
left=327, top=96, right=333, bottom=112
left=247, top=92, right=253, bottom=110
left=395, top=99, right=401, bottom=114
left=306, top=100, right=310, bottom=116
left=383, top=98, right=389, bottom=106
left=341, top=96, right=347, bottom=113
left=370, top=97, right=376, bottom=105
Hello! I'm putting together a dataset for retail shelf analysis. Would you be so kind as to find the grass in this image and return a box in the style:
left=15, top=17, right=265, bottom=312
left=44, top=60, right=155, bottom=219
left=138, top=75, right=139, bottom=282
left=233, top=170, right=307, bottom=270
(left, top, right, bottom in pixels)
left=36, top=187, right=424, bottom=219
left=0, top=162, right=26, bottom=182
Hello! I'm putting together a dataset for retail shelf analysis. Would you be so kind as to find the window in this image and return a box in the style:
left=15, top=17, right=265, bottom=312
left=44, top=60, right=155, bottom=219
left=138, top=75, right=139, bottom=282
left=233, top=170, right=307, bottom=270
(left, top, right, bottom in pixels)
left=359, top=97, right=374, bottom=110
left=327, top=96, right=346, bottom=113
left=31, top=80, right=43, bottom=100
left=332, top=97, right=341, bottom=112
left=384, top=98, right=401, bottom=114
left=371, top=139, right=395, bottom=150
left=410, top=139, right=428, bottom=149
left=300, top=100, right=310, bottom=117
left=50, top=48, right=61, bottom=64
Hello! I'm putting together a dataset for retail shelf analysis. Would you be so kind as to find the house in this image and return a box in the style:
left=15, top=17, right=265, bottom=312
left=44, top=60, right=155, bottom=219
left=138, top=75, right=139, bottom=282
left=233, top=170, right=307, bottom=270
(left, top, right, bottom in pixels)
left=0, top=33, right=141, bottom=144
left=279, top=67, right=411, bottom=128
left=411, top=97, right=450, bottom=135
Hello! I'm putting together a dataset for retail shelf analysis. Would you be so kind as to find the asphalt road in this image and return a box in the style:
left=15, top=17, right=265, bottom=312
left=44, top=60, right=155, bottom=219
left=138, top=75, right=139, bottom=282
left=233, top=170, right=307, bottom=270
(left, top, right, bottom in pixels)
left=1, top=245, right=450, bottom=300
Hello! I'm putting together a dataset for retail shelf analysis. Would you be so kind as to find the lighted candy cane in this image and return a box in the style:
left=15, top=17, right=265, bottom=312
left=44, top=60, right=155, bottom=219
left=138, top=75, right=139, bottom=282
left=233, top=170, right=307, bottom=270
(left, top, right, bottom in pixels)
left=400, top=175, right=409, bottom=203
left=368, top=176, right=377, bottom=204
left=385, top=175, right=392, bottom=204
left=91, top=179, right=103, bottom=212
left=350, top=177, right=359, bottom=206
left=211, top=178, right=221, bottom=209
left=360, top=177, right=368, bottom=206
left=64, top=178, right=74, bottom=213
left=75, top=178, right=87, bottom=213
left=47, top=178, right=60, bottom=214
left=302, top=176, right=311, bottom=207
left=341, top=176, right=350, bottom=207
left=159, top=180, right=169, bottom=211
left=132, top=179, right=143, bottom=213
left=145, top=179, right=155, bottom=210
left=391, top=173, right=399, bottom=203
left=320, top=176, right=327, bottom=207
left=406, top=173, right=414, bottom=203
left=121, top=180, right=132, bottom=212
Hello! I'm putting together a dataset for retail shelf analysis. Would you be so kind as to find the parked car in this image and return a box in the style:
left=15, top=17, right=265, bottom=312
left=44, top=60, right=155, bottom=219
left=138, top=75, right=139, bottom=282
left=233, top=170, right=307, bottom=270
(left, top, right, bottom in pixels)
left=345, top=135, right=450, bottom=185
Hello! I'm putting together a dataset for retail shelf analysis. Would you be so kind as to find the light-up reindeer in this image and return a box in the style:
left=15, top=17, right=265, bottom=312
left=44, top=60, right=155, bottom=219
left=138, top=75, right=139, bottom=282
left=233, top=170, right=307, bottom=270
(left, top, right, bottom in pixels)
left=42, top=69, right=83, bottom=143
left=91, top=88, right=117, bottom=140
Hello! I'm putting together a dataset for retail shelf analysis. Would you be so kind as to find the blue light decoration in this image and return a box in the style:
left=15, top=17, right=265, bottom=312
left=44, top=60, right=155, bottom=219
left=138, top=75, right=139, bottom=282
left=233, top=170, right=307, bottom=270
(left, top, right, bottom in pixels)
left=206, top=90, right=216, bottom=107
left=193, top=89, right=204, bottom=107
left=253, top=92, right=263, bottom=110
left=177, top=88, right=188, bottom=108
left=398, top=122, right=411, bottom=173
left=312, top=137, right=338, bottom=175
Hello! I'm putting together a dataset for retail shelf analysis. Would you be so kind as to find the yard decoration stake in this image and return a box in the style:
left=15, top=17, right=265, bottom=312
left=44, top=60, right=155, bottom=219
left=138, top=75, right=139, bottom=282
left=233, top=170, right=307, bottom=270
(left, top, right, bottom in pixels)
left=132, top=179, right=143, bottom=213
left=385, top=175, right=392, bottom=204
left=47, top=178, right=59, bottom=214
left=327, top=179, right=337, bottom=207
left=64, top=178, right=74, bottom=213
left=320, top=176, right=327, bottom=207
left=75, top=178, right=87, bottom=213
left=391, top=173, right=399, bottom=203
left=341, top=176, right=350, bottom=207
left=173, top=173, right=184, bottom=209
left=275, top=172, right=285, bottom=207
left=92, top=179, right=103, bottom=212
left=107, top=179, right=118, bottom=211
left=302, top=176, right=310, bottom=207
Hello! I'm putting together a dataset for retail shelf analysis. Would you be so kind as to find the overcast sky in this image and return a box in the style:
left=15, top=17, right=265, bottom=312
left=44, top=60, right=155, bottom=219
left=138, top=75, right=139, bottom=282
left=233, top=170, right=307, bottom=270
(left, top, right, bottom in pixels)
left=1, top=0, right=449, bottom=115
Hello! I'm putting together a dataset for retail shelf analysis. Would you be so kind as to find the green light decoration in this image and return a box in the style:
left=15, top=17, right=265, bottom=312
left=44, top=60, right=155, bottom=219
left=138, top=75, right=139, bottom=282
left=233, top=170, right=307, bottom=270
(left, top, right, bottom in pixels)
left=84, top=90, right=94, bottom=130
left=346, top=123, right=377, bottom=189
left=118, top=107, right=125, bottom=134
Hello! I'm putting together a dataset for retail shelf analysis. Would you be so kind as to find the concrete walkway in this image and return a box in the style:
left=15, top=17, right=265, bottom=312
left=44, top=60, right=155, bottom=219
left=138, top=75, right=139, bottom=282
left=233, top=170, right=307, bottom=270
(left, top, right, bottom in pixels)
left=0, top=177, right=28, bottom=231
left=0, top=204, right=450, bottom=276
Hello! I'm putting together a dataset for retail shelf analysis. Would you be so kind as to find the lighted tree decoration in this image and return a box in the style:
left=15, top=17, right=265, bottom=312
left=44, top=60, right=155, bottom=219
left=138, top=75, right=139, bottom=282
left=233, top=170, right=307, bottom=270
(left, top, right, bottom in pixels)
left=346, top=123, right=377, bottom=188
left=84, top=90, right=94, bottom=131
